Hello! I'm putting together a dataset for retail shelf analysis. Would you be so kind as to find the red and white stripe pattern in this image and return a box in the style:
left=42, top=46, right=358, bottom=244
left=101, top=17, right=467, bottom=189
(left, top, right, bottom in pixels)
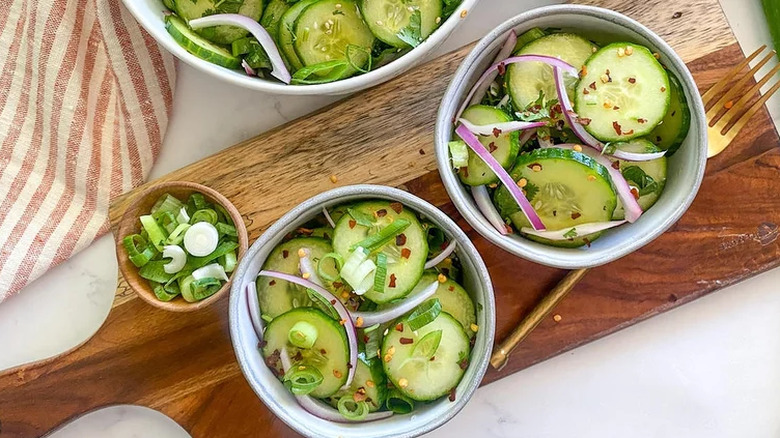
left=0, top=0, right=176, bottom=301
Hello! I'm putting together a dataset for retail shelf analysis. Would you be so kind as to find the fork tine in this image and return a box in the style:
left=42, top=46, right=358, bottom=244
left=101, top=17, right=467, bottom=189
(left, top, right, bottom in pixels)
left=702, top=45, right=766, bottom=105
left=722, top=79, right=780, bottom=140
left=706, top=50, right=776, bottom=120
left=716, top=62, right=780, bottom=127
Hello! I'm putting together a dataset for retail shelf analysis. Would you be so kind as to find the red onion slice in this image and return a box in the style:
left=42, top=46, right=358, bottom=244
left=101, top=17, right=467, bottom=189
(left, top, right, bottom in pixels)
left=322, top=207, right=336, bottom=228
left=299, top=248, right=325, bottom=288
left=520, top=220, right=627, bottom=240
left=552, top=67, right=664, bottom=163
left=189, top=14, right=291, bottom=84
left=246, top=281, right=264, bottom=341
left=258, top=270, right=357, bottom=387
left=458, top=119, right=547, bottom=136
left=280, top=348, right=394, bottom=423
left=455, top=123, right=546, bottom=231
left=352, top=281, right=439, bottom=327
left=471, top=186, right=510, bottom=235
left=424, top=240, right=457, bottom=269
left=457, top=55, right=579, bottom=120
left=241, top=59, right=256, bottom=76
left=545, top=143, right=643, bottom=223
left=518, top=128, right=536, bottom=146
left=464, top=30, right=517, bottom=110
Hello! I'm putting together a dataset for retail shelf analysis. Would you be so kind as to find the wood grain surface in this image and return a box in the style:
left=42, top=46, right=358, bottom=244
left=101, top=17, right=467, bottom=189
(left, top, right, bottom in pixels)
left=2, top=1, right=779, bottom=437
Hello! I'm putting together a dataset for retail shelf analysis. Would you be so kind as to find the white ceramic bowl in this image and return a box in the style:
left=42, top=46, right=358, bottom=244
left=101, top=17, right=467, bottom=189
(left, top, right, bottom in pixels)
left=122, top=0, right=480, bottom=95
left=435, top=5, right=707, bottom=269
left=228, top=185, right=494, bottom=438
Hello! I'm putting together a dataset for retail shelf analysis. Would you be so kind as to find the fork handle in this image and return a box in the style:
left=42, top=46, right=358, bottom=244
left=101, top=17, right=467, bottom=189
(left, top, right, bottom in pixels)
left=490, top=268, right=590, bottom=370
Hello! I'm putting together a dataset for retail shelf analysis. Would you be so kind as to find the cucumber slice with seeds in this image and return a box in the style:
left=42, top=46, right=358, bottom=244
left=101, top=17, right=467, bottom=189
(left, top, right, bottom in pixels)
left=256, top=237, right=345, bottom=319
left=494, top=148, right=617, bottom=248
left=611, top=139, right=667, bottom=220
left=575, top=42, right=671, bottom=142
left=382, top=312, right=469, bottom=401
left=332, top=201, right=427, bottom=304
left=278, top=0, right=321, bottom=71
left=165, top=15, right=242, bottom=69
left=405, top=272, right=477, bottom=338
left=506, top=33, right=597, bottom=110
left=457, top=105, right=521, bottom=186
left=262, top=307, right=349, bottom=398
left=174, top=0, right=265, bottom=45
left=359, top=0, right=442, bottom=48
left=294, top=0, right=375, bottom=79
left=648, top=72, right=690, bottom=155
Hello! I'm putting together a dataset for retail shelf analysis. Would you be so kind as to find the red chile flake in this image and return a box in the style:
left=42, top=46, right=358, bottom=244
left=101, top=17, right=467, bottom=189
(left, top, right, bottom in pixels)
left=583, top=88, right=590, bottom=95
left=459, top=358, right=469, bottom=370
left=401, top=248, right=411, bottom=259
left=461, top=166, right=469, bottom=177
left=579, top=117, right=591, bottom=126
left=395, top=233, right=407, bottom=246
left=333, top=281, right=343, bottom=288
left=430, top=356, right=436, bottom=361
left=571, top=212, right=582, bottom=220
left=282, top=250, right=289, bottom=258
left=583, top=237, right=592, bottom=248
left=630, top=187, right=640, bottom=200
left=637, top=118, right=647, bottom=124
left=492, top=127, right=502, bottom=137
left=376, top=209, right=387, bottom=218
left=388, top=274, right=397, bottom=288
left=448, top=388, right=456, bottom=402
left=611, top=161, right=620, bottom=170
left=418, top=148, right=426, bottom=155
left=628, top=77, right=636, bottom=84
left=390, top=202, right=403, bottom=214
left=588, top=81, right=597, bottom=90
left=612, top=121, right=623, bottom=135
left=624, top=129, right=634, bottom=136
left=330, top=299, right=337, bottom=305
left=320, top=348, right=327, bottom=355
left=488, top=142, right=498, bottom=153
left=497, top=62, right=506, bottom=75
left=448, top=286, right=455, bottom=292
left=399, top=337, right=414, bottom=345
left=348, top=220, right=357, bottom=229
left=269, top=280, right=276, bottom=286
left=363, top=335, right=370, bottom=343
left=258, top=340, right=267, bottom=348
left=395, top=322, right=404, bottom=332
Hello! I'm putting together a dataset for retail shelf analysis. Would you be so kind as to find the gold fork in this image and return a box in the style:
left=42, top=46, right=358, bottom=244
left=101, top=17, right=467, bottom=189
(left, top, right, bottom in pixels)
left=490, top=46, right=780, bottom=370
left=706, top=45, right=780, bottom=157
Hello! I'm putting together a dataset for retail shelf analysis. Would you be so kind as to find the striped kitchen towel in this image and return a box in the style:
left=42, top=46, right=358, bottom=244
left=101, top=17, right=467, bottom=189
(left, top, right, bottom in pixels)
left=0, top=0, right=176, bottom=301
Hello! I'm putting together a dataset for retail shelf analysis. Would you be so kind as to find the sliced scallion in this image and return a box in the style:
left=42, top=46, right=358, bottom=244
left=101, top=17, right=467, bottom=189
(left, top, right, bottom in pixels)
left=123, top=234, right=156, bottom=267
left=222, top=250, right=237, bottom=273
left=183, top=222, right=220, bottom=257
left=179, top=274, right=197, bottom=302
left=288, top=320, right=319, bottom=349
left=165, top=223, right=191, bottom=246
left=283, top=362, right=324, bottom=396
left=347, top=208, right=376, bottom=227
left=317, top=252, right=343, bottom=282
left=176, top=207, right=191, bottom=225
left=191, top=277, right=221, bottom=300
left=385, top=389, right=414, bottom=414
left=152, top=281, right=179, bottom=302
left=349, top=219, right=410, bottom=253
left=191, top=208, right=218, bottom=225
left=406, top=298, right=442, bottom=331
left=192, top=262, right=229, bottom=282
left=373, top=253, right=387, bottom=293
left=337, top=395, right=369, bottom=421
left=139, top=260, right=175, bottom=283
left=185, top=240, right=239, bottom=270
left=411, top=329, right=442, bottom=359
left=216, top=222, right=237, bottom=237
left=139, top=215, right=168, bottom=251
left=151, top=193, right=185, bottom=216
left=188, top=193, right=209, bottom=210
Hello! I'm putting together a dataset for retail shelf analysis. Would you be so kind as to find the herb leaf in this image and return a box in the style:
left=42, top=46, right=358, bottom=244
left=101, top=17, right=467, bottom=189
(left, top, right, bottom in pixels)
left=347, top=208, right=376, bottom=227
left=523, top=181, right=539, bottom=201
left=396, top=10, right=422, bottom=48
left=563, top=228, right=578, bottom=239
left=442, top=0, right=459, bottom=18
left=412, top=330, right=443, bottom=359
left=621, top=166, right=659, bottom=196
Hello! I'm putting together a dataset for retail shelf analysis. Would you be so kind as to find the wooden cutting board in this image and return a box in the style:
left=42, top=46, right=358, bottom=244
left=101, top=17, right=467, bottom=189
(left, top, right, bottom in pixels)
left=2, top=1, right=779, bottom=437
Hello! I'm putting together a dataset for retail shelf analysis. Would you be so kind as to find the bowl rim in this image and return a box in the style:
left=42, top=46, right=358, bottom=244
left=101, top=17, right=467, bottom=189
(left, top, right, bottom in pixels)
left=434, top=4, right=708, bottom=269
left=228, top=184, right=495, bottom=438
left=121, top=0, right=480, bottom=95
left=114, top=180, right=249, bottom=312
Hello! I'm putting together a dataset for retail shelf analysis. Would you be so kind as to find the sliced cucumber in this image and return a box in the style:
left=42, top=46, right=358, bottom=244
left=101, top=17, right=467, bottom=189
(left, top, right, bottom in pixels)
left=256, top=237, right=343, bottom=319
left=175, top=0, right=265, bottom=45
left=260, top=0, right=291, bottom=41
left=263, top=308, right=349, bottom=398
left=382, top=312, right=470, bottom=401
left=457, top=105, right=521, bottom=186
left=327, top=355, right=387, bottom=411
left=494, top=148, right=617, bottom=248
left=165, top=15, right=242, bottom=69
left=332, top=201, right=427, bottom=304
left=575, top=42, right=671, bottom=142
left=405, top=272, right=476, bottom=338
left=359, top=0, right=441, bottom=48
left=506, top=33, right=597, bottom=110
left=278, top=0, right=320, bottom=71
left=648, top=72, right=690, bottom=155
left=293, top=0, right=375, bottom=79
left=162, top=0, right=176, bottom=11
left=513, top=27, right=546, bottom=52
left=611, top=139, right=667, bottom=220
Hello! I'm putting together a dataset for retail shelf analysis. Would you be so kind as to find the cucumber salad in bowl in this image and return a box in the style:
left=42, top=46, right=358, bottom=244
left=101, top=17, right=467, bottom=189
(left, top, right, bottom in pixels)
left=245, top=200, right=477, bottom=422
left=160, top=0, right=462, bottom=85
left=448, top=28, right=691, bottom=248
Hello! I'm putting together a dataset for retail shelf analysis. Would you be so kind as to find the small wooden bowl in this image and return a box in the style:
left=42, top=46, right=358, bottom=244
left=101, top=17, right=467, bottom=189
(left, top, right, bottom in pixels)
left=115, top=181, right=249, bottom=312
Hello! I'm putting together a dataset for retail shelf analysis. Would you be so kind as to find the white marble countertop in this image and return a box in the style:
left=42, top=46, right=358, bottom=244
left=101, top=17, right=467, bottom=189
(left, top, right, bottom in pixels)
left=3, top=0, right=780, bottom=436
